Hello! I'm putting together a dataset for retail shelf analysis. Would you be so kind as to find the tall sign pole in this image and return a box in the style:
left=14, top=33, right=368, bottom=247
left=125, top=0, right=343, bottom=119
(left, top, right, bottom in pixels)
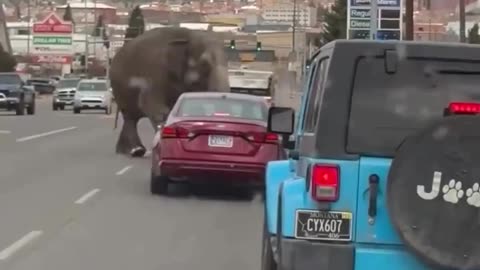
left=370, top=0, right=378, bottom=39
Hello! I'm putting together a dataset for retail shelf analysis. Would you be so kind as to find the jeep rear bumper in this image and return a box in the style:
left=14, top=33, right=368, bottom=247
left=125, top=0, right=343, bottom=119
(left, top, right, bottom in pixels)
left=280, top=238, right=354, bottom=270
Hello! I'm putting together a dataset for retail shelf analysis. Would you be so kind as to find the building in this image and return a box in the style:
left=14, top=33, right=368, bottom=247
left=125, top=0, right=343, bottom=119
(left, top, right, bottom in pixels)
left=261, top=3, right=317, bottom=27
left=55, top=1, right=117, bottom=27
left=414, top=22, right=447, bottom=41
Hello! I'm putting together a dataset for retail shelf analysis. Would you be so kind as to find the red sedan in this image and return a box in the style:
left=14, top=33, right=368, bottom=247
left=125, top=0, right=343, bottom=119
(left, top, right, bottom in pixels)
left=150, top=92, right=286, bottom=195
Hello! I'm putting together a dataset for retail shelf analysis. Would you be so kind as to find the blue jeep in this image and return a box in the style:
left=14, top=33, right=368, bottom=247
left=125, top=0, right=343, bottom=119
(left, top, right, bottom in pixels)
left=262, top=40, right=480, bottom=270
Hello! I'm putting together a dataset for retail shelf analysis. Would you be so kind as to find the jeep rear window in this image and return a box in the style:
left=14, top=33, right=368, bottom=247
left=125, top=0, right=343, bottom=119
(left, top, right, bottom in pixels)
left=347, top=57, right=480, bottom=157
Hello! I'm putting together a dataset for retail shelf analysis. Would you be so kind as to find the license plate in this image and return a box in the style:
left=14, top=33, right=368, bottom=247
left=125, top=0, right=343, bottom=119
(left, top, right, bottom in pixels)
left=295, top=210, right=352, bottom=241
left=208, top=135, right=233, bottom=148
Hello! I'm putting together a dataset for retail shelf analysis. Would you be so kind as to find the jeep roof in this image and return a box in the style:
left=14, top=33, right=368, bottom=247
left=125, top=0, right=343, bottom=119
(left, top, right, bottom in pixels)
left=299, top=39, right=480, bottom=160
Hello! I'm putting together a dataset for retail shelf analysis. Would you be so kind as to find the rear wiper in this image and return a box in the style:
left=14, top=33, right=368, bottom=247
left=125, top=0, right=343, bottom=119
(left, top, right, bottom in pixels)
left=435, top=69, right=480, bottom=75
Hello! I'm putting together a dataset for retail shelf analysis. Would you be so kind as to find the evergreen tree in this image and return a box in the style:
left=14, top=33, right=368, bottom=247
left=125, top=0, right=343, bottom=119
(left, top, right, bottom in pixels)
left=124, top=5, right=145, bottom=43
left=468, top=23, right=480, bottom=44
left=92, top=15, right=105, bottom=37
left=102, top=24, right=110, bottom=49
left=63, top=4, right=74, bottom=24
left=0, top=44, right=17, bottom=72
left=319, top=0, right=347, bottom=45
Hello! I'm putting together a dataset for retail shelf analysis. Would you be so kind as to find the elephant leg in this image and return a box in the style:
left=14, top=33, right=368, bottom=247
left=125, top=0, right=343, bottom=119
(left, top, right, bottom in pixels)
left=116, top=113, right=146, bottom=158
left=149, top=118, right=159, bottom=133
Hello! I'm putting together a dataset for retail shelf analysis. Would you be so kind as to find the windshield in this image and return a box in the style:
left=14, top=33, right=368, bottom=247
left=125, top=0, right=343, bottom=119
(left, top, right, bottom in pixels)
left=177, top=96, right=267, bottom=121
left=347, top=57, right=480, bottom=157
left=77, top=82, right=108, bottom=91
left=0, top=74, right=22, bottom=85
left=57, top=79, right=80, bottom=89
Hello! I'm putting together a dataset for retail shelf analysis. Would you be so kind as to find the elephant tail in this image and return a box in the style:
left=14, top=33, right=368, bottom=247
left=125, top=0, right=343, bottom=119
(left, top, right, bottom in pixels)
left=114, top=105, right=119, bottom=130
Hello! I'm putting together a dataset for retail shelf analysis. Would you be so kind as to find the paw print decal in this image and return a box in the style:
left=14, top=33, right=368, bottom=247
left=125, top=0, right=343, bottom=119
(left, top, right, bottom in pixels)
left=442, top=180, right=464, bottom=204
left=418, top=171, right=480, bottom=207
left=466, top=183, right=480, bottom=208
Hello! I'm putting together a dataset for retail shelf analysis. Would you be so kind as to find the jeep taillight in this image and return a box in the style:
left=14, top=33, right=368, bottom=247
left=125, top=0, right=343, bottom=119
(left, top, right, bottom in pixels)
left=447, top=102, right=480, bottom=115
left=311, top=164, right=340, bottom=202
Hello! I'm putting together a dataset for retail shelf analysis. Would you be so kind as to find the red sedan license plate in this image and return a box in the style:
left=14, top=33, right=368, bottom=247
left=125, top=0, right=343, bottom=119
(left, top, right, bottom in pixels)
left=208, top=135, right=233, bottom=148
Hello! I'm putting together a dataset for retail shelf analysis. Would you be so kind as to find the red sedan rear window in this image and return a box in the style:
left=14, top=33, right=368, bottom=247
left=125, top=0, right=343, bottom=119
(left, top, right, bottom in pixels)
left=177, top=97, right=267, bottom=121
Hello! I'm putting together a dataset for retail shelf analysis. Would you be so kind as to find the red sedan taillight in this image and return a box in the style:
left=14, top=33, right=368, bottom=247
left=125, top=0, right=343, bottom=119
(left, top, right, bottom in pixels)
left=245, top=132, right=279, bottom=144
left=161, top=125, right=190, bottom=139
left=310, top=164, right=340, bottom=202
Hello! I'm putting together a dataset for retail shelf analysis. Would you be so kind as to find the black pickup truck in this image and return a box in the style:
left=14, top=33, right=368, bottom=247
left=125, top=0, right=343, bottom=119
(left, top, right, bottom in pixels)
left=0, top=73, right=36, bottom=115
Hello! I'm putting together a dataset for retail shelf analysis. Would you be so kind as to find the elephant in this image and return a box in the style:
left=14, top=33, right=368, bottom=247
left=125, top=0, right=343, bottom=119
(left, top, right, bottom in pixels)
left=110, top=27, right=230, bottom=157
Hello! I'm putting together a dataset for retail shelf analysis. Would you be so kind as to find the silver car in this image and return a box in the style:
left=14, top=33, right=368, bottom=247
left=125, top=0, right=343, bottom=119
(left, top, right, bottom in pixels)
left=52, top=78, right=80, bottom=110
left=73, top=79, right=113, bottom=114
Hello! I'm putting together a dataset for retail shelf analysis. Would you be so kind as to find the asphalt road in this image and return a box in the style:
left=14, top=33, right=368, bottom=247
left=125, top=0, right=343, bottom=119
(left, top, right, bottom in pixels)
left=0, top=96, right=263, bottom=270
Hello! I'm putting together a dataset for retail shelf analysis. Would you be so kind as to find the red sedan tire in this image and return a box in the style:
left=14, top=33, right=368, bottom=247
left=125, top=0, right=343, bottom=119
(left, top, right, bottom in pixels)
left=150, top=172, right=169, bottom=195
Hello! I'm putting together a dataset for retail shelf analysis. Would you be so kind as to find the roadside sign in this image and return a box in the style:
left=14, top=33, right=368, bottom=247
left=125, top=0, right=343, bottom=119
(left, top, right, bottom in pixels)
left=347, top=0, right=402, bottom=40
left=31, top=55, right=73, bottom=64
left=32, top=12, right=73, bottom=64
left=32, top=13, right=73, bottom=33
left=33, top=36, right=72, bottom=45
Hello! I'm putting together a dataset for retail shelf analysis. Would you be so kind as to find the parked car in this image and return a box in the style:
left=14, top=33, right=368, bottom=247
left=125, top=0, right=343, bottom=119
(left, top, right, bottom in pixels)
left=262, top=40, right=480, bottom=270
left=73, top=79, right=113, bottom=114
left=150, top=92, right=287, bottom=195
left=52, top=78, right=81, bottom=110
left=0, top=72, right=36, bottom=115
left=27, top=77, right=56, bottom=94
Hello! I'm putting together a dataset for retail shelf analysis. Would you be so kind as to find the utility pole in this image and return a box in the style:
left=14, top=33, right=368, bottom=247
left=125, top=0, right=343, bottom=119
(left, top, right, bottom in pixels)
left=292, top=0, right=296, bottom=53
left=370, top=0, right=378, bottom=40
left=405, top=0, right=413, bottom=40
left=460, top=0, right=466, bottom=43
left=84, top=0, right=88, bottom=72
left=93, top=0, right=97, bottom=57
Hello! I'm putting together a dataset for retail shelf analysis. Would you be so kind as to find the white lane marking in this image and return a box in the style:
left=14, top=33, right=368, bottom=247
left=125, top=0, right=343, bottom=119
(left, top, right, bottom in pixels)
left=0, top=130, right=11, bottom=134
left=0, top=231, right=43, bottom=260
left=74, top=188, right=101, bottom=204
left=16, top=126, right=77, bottom=142
left=116, top=165, right=133, bottom=176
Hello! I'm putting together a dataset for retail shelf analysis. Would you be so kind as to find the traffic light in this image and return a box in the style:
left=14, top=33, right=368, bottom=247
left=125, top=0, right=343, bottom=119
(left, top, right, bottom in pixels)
left=256, top=41, right=262, bottom=51
left=229, top=40, right=236, bottom=49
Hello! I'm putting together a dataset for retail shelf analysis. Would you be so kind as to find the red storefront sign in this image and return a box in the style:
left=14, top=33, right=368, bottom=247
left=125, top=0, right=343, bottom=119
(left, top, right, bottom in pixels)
left=31, top=55, right=73, bottom=64
left=33, top=13, right=73, bottom=34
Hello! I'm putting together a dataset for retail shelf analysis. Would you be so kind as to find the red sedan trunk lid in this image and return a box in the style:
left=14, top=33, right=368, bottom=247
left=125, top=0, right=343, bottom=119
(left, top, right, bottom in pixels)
left=169, top=116, right=269, bottom=157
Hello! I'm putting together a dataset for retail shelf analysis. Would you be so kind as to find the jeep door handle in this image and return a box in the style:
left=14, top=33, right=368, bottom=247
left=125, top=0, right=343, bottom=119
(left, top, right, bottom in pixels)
left=368, top=174, right=380, bottom=223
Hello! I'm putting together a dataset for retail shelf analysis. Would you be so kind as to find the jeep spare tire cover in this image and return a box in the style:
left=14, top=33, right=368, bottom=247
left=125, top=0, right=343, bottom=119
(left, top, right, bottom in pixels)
left=387, top=116, right=480, bottom=270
